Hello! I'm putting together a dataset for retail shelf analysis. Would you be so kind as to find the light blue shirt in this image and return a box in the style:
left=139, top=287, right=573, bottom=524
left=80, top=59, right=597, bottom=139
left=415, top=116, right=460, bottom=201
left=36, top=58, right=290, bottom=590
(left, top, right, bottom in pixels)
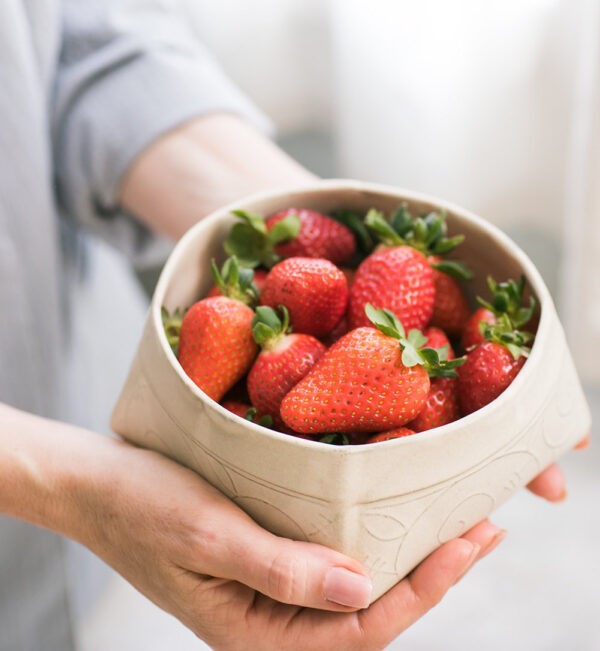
left=0, top=2, right=268, bottom=648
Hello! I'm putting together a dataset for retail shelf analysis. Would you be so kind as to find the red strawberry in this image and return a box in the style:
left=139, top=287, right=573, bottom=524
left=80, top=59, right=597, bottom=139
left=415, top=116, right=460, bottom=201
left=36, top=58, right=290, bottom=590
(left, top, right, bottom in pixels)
left=348, top=246, right=435, bottom=331
left=175, top=297, right=258, bottom=402
left=362, top=207, right=472, bottom=335
left=461, top=307, right=496, bottom=352
left=266, top=209, right=356, bottom=265
left=321, top=315, right=350, bottom=347
left=428, top=256, right=471, bottom=338
left=260, top=257, right=348, bottom=338
left=220, top=400, right=273, bottom=427
left=221, top=400, right=254, bottom=419
left=457, top=342, right=526, bottom=415
left=247, top=306, right=326, bottom=425
left=281, top=327, right=429, bottom=433
left=423, top=326, right=455, bottom=358
left=406, top=327, right=461, bottom=432
left=367, top=427, right=416, bottom=443
left=280, top=306, right=462, bottom=434
left=408, top=377, right=460, bottom=432
left=224, top=209, right=355, bottom=269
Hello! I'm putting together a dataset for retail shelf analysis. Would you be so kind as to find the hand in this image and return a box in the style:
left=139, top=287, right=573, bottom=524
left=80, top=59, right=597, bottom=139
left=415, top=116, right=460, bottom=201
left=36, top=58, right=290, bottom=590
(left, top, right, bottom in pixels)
left=68, top=440, right=505, bottom=651
left=526, top=432, right=590, bottom=501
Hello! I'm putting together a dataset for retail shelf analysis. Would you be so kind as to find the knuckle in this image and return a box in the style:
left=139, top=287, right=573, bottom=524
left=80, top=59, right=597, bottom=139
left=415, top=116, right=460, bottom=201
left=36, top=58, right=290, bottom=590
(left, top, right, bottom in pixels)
left=266, top=551, right=310, bottom=604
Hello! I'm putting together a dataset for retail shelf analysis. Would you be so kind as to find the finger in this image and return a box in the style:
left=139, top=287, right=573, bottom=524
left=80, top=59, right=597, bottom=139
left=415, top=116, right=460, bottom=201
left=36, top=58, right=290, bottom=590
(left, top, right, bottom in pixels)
left=526, top=463, right=567, bottom=502
left=575, top=433, right=591, bottom=450
left=358, top=539, right=478, bottom=648
left=459, top=519, right=507, bottom=563
left=205, top=522, right=373, bottom=612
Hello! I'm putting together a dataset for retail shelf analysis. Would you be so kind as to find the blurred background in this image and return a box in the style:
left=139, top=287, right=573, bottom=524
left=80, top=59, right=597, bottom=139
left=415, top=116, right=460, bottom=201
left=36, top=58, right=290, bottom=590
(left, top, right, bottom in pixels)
left=68, top=1, right=599, bottom=649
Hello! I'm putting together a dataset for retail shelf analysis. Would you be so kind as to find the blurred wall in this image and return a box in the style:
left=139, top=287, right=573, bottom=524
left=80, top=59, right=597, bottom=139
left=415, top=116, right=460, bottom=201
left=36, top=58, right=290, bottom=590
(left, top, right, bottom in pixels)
left=180, top=0, right=599, bottom=383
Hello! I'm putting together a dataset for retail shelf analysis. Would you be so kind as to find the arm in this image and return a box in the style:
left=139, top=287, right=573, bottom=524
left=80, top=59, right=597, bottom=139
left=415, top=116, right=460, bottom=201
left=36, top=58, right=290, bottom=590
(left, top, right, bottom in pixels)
left=120, top=113, right=316, bottom=240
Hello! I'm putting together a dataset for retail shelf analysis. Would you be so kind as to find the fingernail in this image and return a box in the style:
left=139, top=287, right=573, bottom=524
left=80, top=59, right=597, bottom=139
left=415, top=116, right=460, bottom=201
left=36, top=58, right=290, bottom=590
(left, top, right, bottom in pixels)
left=479, top=529, right=507, bottom=560
left=558, top=488, right=568, bottom=502
left=324, top=567, right=373, bottom=609
left=454, top=542, right=480, bottom=584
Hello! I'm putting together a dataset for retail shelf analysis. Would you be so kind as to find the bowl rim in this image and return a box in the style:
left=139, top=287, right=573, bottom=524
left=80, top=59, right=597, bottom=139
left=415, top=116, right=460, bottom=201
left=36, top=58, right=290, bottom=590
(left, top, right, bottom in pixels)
left=151, top=179, right=552, bottom=453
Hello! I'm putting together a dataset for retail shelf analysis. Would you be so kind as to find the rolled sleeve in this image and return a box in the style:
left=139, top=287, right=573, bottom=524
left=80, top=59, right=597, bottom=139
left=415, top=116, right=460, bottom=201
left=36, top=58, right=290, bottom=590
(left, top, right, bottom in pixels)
left=52, top=0, right=272, bottom=266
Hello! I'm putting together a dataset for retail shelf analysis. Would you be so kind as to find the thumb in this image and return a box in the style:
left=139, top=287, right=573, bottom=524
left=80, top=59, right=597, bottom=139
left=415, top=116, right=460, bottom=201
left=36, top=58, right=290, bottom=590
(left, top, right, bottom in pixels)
left=215, top=529, right=373, bottom=611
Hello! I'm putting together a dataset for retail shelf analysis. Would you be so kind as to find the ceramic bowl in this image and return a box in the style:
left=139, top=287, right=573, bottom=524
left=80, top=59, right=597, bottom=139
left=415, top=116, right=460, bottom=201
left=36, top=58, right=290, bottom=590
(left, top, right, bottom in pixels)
left=111, top=180, right=591, bottom=602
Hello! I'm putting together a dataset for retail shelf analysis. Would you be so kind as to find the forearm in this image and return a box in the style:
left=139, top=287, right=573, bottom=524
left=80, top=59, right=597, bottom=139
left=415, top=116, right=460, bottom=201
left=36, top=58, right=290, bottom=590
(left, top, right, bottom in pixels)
left=119, top=113, right=317, bottom=240
left=0, top=402, right=120, bottom=541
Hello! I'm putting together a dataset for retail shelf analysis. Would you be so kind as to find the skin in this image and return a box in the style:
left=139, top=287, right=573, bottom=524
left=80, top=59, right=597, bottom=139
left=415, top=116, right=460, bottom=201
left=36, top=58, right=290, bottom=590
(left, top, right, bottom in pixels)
left=1, top=114, right=588, bottom=650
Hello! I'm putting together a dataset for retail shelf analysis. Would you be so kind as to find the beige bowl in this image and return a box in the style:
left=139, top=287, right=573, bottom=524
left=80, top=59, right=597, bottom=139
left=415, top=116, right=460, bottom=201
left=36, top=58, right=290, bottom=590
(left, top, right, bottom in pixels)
left=111, top=180, right=591, bottom=602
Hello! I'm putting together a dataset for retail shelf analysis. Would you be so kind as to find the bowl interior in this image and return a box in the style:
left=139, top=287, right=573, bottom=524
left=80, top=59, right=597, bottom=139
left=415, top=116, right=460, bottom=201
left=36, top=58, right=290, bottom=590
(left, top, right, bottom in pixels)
left=157, top=181, right=546, bottom=333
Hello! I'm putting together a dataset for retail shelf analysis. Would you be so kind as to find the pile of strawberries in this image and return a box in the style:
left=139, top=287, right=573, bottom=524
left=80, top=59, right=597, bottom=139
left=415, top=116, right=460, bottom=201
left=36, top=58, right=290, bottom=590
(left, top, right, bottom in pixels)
left=162, top=205, right=537, bottom=444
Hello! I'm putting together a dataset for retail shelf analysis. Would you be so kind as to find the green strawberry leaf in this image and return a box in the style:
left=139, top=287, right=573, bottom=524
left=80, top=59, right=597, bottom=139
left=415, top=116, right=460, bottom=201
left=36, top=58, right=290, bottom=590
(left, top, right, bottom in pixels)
left=161, top=306, right=185, bottom=356
left=210, top=256, right=260, bottom=306
left=365, top=304, right=406, bottom=338
left=430, top=259, right=474, bottom=280
left=267, top=214, right=301, bottom=245
left=329, top=209, right=376, bottom=256
left=224, top=222, right=265, bottom=268
left=252, top=305, right=290, bottom=348
left=406, top=329, right=428, bottom=350
left=231, top=209, right=267, bottom=234
left=400, top=341, right=423, bottom=367
left=390, top=205, right=413, bottom=236
left=364, top=209, right=405, bottom=247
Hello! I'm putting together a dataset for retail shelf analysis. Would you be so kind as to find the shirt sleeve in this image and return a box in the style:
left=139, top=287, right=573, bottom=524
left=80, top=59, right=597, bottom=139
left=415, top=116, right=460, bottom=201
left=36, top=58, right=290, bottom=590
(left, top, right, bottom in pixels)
left=52, top=0, right=273, bottom=266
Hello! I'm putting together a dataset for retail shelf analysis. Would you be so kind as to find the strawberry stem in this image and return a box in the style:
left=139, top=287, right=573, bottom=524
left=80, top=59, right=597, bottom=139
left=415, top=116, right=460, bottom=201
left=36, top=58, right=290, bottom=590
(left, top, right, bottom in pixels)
left=210, top=256, right=260, bottom=306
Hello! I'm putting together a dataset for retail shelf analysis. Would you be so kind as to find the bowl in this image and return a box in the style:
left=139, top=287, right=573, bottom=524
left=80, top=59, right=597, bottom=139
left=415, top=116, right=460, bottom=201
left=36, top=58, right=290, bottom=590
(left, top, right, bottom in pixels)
left=111, top=180, right=591, bottom=602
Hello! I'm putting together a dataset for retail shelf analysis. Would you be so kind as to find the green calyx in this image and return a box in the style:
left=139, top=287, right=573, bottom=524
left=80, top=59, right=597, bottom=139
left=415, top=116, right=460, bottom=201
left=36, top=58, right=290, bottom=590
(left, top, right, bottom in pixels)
left=244, top=407, right=274, bottom=429
left=161, top=306, right=185, bottom=356
left=477, top=275, right=537, bottom=328
left=365, top=304, right=466, bottom=378
left=224, top=210, right=301, bottom=269
left=476, top=276, right=537, bottom=360
left=251, top=305, right=291, bottom=349
left=364, top=206, right=473, bottom=280
left=211, top=256, right=259, bottom=307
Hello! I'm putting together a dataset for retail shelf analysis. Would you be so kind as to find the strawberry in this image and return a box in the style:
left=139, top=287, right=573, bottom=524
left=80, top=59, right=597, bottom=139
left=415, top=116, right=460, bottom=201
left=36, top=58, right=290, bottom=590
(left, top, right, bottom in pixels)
left=367, top=427, right=416, bottom=443
left=280, top=305, right=464, bottom=434
left=260, top=257, right=348, bottom=338
left=206, top=257, right=267, bottom=303
left=247, top=306, right=326, bottom=425
left=406, top=326, right=461, bottom=432
left=321, top=315, right=350, bottom=347
left=422, top=326, right=455, bottom=358
left=224, top=208, right=355, bottom=268
left=428, top=256, right=471, bottom=337
left=408, top=377, right=460, bottom=432
left=266, top=209, right=356, bottom=266
left=363, top=207, right=472, bottom=336
left=462, top=276, right=537, bottom=352
left=172, top=296, right=258, bottom=402
left=348, top=245, right=435, bottom=331
left=457, top=342, right=526, bottom=415
left=461, top=307, right=496, bottom=352
left=221, top=400, right=273, bottom=428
